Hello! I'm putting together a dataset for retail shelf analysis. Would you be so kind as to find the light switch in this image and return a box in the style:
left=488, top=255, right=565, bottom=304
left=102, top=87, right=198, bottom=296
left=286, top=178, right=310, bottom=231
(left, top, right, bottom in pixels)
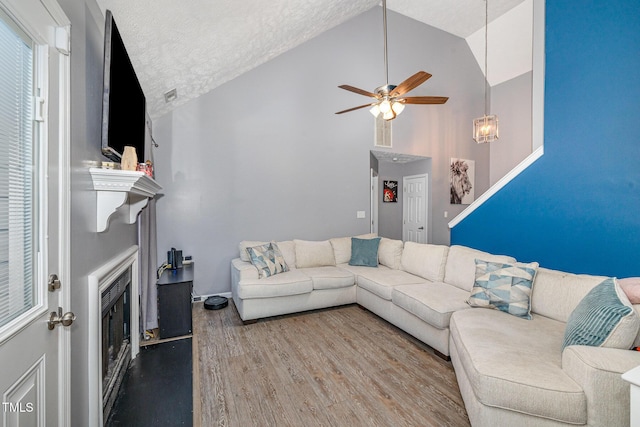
left=444, top=211, right=448, bottom=218
left=356, top=211, right=366, bottom=219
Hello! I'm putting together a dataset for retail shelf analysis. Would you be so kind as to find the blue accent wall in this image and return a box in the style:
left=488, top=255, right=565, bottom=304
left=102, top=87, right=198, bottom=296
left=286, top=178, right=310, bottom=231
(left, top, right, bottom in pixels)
left=451, top=0, right=640, bottom=277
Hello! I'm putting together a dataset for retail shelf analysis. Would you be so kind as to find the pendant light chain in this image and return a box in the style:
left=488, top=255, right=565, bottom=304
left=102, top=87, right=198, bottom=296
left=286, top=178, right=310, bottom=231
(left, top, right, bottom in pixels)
left=484, top=0, right=489, bottom=115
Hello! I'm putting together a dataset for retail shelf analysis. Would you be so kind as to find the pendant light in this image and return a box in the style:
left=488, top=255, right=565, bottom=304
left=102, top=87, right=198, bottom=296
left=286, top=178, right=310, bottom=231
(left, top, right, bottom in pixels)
left=473, top=0, right=499, bottom=143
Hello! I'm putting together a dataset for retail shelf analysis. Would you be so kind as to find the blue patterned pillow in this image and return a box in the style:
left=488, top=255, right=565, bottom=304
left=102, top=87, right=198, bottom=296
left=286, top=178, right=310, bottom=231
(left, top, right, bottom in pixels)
left=349, top=237, right=381, bottom=267
left=562, top=278, right=640, bottom=350
left=246, top=242, right=289, bottom=278
left=468, top=259, right=539, bottom=319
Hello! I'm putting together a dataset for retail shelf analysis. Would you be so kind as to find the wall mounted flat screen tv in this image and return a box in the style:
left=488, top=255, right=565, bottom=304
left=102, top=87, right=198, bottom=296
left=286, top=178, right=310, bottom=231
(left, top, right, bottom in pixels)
left=101, top=9, right=146, bottom=162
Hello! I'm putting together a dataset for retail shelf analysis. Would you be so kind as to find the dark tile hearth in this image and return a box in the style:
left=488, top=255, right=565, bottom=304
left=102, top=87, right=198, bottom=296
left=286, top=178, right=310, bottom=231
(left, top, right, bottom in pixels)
left=106, top=338, right=193, bottom=426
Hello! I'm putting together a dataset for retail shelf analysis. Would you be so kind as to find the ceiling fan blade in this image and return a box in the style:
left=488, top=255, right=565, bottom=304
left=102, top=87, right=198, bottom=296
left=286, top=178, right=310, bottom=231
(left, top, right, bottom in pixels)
left=338, top=85, right=379, bottom=98
left=390, top=71, right=432, bottom=97
left=402, top=96, right=449, bottom=104
left=335, top=103, right=375, bottom=114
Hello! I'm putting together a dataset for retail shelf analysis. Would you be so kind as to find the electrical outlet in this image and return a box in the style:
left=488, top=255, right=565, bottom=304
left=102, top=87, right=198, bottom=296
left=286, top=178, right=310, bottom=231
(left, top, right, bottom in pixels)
left=356, top=211, right=366, bottom=219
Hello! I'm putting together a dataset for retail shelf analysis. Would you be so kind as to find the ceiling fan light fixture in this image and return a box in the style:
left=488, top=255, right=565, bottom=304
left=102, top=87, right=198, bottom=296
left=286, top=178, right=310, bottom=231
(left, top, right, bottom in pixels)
left=391, top=101, right=405, bottom=115
left=370, top=104, right=381, bottom=117
left=379, top=99, right=392, bottom=114
left=382, top=109, right=396, bottom=121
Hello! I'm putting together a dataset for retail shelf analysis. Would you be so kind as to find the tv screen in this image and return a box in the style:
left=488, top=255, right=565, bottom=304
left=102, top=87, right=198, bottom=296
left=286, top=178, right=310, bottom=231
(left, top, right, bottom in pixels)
left=101, top=10, right=146, bottom=163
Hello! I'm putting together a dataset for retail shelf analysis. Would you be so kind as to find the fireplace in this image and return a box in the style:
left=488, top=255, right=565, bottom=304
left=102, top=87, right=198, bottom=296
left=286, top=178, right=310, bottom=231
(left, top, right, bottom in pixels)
left=88, top=246, right=140, bottom=426
left=101, top=267, right=132, bottom=420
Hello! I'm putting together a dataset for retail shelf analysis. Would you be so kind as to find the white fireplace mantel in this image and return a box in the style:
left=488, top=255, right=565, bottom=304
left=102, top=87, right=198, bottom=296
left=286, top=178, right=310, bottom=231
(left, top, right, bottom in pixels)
left=89, top=168, right=162, bottom=232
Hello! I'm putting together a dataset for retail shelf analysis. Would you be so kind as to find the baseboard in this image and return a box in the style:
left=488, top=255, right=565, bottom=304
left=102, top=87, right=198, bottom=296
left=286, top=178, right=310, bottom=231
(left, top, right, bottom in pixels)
left=191, top=291, right=231, bottom=302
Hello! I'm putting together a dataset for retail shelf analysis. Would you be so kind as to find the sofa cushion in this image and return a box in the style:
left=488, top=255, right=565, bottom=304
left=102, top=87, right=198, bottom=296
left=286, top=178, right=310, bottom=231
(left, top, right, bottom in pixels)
left=468, top=260, right=539, bottom=320
left=294, top=239, right=336, bottom=268
left=562, top=278, right=640, bottom=350
left=400, top=242, right=449, bottom=282
left=378, top=238, right=403, bottom=270
left=300, top=267, right=355, bottom=290
left=329, top=237, right=352, bottom=264
left=357, top=269, right=425, bottom=301
left=246, top=242, right=289, bottom=278
left=275, top=240, right=296, bottom=269
left=443, top=246, right=516, bottom=292
left=618, top=277, right=640, bottom=304
left=392, top=282, right=470, bottom=330
left=237, top=269, right=313, bottom=299
left=349, top=237, right=381, bottom=267
left=530, top=267, right=610, bottom=322
left=238, top=240, right=268, bottom=262
left=450, top=309, right=587, bottom=424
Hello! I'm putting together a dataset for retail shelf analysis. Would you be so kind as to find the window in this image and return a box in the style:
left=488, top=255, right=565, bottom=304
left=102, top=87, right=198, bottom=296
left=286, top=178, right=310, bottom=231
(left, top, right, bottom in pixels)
left=0, top=10, right=36, bottom=329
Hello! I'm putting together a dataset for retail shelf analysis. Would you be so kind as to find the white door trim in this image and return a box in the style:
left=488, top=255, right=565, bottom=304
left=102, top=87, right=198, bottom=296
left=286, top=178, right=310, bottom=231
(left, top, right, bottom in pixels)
left=0, top=0, right=71, bottom=425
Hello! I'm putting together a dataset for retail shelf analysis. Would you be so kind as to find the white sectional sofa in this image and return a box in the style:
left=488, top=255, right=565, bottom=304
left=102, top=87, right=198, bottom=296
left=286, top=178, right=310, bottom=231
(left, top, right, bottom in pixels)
left=230, top=235, right=640, bottom=427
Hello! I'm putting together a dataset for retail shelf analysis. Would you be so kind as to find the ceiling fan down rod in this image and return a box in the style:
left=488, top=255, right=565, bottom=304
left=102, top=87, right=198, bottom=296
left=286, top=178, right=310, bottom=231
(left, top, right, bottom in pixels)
left=382, top=0, right=389, bottom=87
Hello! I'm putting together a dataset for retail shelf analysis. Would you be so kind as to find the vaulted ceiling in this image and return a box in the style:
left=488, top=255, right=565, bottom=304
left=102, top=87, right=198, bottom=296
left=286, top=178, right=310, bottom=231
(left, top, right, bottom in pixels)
left=95, top=0, right=525, bottom=119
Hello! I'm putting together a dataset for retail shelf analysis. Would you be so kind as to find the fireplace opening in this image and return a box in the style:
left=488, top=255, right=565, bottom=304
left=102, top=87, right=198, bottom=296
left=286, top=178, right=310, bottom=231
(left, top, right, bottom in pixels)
left=101, top=267, right=132, bottom=421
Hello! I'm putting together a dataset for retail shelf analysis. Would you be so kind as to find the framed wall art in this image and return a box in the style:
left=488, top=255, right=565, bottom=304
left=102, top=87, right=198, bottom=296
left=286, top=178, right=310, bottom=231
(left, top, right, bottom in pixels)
left=383, top=180, right=398, bottom=203
left=450, top=158, right=475, bottom=205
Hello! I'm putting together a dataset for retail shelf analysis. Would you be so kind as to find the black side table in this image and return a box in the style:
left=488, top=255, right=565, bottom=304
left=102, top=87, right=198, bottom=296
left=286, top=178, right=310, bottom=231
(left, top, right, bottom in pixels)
left=157, top=264, right=193, bottom=339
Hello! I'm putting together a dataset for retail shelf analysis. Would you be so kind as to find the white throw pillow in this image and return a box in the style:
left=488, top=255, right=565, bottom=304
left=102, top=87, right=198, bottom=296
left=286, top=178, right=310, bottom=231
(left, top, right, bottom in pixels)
left=294, top=239, right=336, bottom=268
left=378, top=238, right=403, bottom=270
left=276, top=240, right=296, bottom=269
left=329, top=237, right=351, bottom=264
left=401, top=242, right=449, bottom=282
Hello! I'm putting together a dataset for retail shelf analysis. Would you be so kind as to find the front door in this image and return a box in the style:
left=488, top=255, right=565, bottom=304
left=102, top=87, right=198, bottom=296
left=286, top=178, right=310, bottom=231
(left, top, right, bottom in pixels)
left=0, top=0, right=70, bottom=425
left=403, top=174, right=428, bottom=243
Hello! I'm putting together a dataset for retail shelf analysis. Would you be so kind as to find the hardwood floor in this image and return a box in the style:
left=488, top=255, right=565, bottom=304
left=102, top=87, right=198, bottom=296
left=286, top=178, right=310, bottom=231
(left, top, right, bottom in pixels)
left=193, top=301, right=470, bottom=427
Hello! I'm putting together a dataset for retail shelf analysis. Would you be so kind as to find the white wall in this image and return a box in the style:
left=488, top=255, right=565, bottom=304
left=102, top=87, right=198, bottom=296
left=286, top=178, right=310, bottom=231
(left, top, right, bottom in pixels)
left=490, top=71, right=533, bottom=185
left=152, top=8, right=487, bottom=297
left=466, top=0, right=533, bottom=87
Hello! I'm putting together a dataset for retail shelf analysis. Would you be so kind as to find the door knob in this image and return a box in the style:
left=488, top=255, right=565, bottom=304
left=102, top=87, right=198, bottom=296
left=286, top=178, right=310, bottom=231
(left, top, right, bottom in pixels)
left=48, top=307, right=76, bottom=330
left=418, top=226, right=424, bottom=230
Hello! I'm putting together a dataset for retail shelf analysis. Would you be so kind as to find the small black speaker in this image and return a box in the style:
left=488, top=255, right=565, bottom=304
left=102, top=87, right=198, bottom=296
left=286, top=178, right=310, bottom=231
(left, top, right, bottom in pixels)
left=204, top=296, right=228, bottom=310
left=174, top=250, right=183, bottom=269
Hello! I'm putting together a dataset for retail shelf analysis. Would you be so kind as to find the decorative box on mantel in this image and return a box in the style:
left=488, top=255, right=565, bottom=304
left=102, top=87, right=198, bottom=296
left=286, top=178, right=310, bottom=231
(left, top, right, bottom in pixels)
left=89, top=168, right=162, bottom=232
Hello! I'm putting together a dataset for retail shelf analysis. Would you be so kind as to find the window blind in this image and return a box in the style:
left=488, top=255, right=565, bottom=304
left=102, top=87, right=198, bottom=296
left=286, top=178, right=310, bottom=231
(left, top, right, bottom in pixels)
left=0, top=13, right=35, bottom=329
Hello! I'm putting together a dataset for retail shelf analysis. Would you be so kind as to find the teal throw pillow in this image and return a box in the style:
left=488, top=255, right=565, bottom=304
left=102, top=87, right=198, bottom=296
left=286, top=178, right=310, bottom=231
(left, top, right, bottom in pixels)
left=468, top=259, right=539, bottom=319
left=246, top=242, right=289, bottom=278
left=562, top=278, right=640, bottom=350
left=349, top=237, right=381, bottom=267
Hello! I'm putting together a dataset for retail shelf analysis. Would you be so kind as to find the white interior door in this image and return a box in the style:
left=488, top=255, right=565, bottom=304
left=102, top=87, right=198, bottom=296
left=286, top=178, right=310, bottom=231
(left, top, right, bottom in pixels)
left=0, top=0, right=70, bottom=425
left=370, top=169, right=378, bottom=235
left=403, top=174, right=428, bottom=243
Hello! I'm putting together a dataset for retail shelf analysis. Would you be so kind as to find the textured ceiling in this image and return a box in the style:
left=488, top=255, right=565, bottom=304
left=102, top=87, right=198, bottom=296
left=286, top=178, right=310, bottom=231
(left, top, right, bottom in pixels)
left=95, top=0, right=524, bottom=120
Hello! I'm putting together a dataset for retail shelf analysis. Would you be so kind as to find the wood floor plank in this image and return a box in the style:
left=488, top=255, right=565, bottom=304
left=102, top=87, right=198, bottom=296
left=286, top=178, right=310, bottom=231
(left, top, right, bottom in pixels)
left=194, top=302, right=470, bottom=426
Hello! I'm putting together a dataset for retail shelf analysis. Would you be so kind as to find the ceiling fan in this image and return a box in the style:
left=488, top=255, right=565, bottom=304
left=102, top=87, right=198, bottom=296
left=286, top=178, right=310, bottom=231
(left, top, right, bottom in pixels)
left=335, top=0, right=448, bottom=121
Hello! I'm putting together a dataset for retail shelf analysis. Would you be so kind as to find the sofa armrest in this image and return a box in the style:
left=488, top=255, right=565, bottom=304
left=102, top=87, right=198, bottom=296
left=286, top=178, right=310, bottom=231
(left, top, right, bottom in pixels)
left=231, top=258, right=259, bottom=280
left=562, top=345, right=640, bottom=427
left=230, top=258, right=259, bottom=304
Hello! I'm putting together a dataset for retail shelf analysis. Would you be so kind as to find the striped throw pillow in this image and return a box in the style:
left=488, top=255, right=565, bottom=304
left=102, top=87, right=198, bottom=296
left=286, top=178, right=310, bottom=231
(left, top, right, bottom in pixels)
left=562, top=278, right=640, bottom=350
